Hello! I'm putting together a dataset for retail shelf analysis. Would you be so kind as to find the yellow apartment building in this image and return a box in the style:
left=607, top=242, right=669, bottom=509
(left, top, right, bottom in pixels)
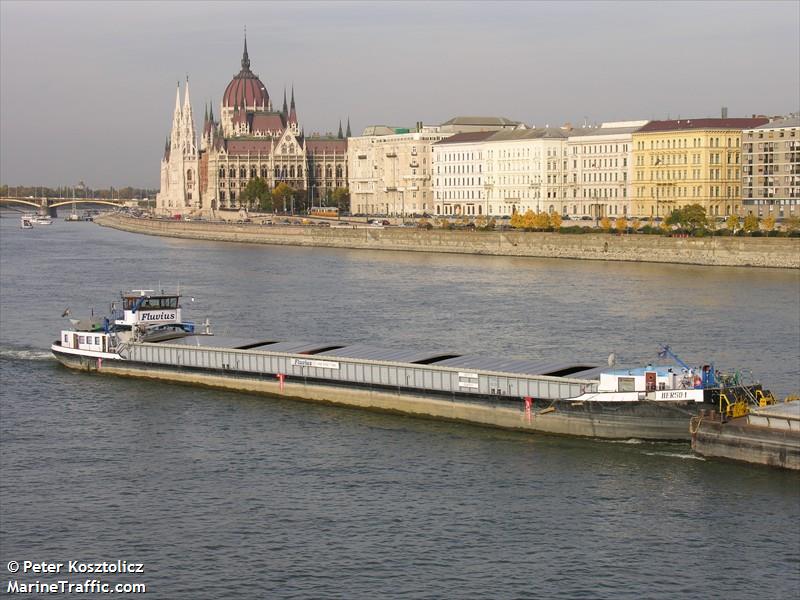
left=632, top=118, right=768, bottom=220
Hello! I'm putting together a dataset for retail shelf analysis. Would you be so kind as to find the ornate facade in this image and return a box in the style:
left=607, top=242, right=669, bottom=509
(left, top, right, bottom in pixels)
left=157, top=38, right=348, bottom=216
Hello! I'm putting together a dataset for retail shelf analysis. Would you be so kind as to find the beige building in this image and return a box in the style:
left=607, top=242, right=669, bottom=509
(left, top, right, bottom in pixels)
left=565, top=121, right=647, bottom=221
left=742, top=116, right=800, bottom=218
left=350, top=116, right=523, bottom=217
left=631, top=117, right=769, bottom=220
left=348, top=126, right=447, bottom=217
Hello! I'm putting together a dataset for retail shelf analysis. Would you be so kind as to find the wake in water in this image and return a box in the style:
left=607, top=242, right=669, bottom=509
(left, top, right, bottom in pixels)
left=643, top=451, right=706, bottom=461
left=0, top=347, right=55, bottom=362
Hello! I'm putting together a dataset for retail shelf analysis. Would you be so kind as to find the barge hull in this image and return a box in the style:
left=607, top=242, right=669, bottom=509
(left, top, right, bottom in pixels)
left=691, top=418, right=800, bottom=470
left=53, top=349, right=695, bottom=440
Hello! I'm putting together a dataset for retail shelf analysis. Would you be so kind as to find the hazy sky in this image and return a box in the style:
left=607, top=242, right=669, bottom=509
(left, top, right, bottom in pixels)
left=1, top=0, right=798, bottom=188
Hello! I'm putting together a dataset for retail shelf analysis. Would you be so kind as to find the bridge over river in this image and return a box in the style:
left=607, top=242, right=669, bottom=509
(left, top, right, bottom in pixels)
left=0, top=196, right=126, bottom=215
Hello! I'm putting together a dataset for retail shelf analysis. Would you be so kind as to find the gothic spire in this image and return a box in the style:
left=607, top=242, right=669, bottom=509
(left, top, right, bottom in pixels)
left=183, top=75, right=191, bottom=111
left=337, top=119, right=343, bottom=139
left=174, top=81, right=181, bottom=117
left=346, top=117, right=351, bottom=138
left=241, top=28, right=250, bottom=71
left=288, top=85, right=298, bottom=127
left=282, top=88, right=288, bottom=117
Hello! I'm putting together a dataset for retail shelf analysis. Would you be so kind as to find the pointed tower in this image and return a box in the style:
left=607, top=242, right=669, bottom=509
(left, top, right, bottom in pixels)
left=170, top=81, right=182, bottom=151
left=282, top=88, right=288, bottom=119
left=288, top=85, right=298, bottom=132
left=337, top=120, right=343, bottom=139
left=182, top=76, right=197, bottom=156
left=346, top=117, right=351, bottom=138
left=241, top=30, right=250, bottom=71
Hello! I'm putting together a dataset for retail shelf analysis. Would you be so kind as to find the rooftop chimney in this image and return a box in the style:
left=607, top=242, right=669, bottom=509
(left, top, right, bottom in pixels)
left=721, top=106, right=728, bottom=119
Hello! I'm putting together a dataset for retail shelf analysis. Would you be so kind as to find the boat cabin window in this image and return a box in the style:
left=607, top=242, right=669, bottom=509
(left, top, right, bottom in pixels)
left=618, top=377, right=635, bottom=392
left=79, top=336, right=85, bottom=344
left=123, top=296, right=179, bottom=310
left=63, top=334, right=68, bottom=343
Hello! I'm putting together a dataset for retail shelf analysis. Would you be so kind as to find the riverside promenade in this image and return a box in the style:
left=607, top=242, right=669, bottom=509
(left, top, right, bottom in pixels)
left=96, top=214, right=800, bottom=269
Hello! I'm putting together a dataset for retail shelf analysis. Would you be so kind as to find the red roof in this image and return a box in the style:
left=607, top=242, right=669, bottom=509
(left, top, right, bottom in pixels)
left=637, top=118, right=769, bottom=133
left=306, top=138, right=347, bottom=153
left=223, top=72, right=269, bottom=109
left=225, top=139, right=274, bottom=156
left=251, top=113, right=284, bottom=133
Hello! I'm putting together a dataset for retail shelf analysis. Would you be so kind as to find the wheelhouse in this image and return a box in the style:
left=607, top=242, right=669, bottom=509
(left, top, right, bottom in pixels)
left=115, top=290, right=182, bottom=327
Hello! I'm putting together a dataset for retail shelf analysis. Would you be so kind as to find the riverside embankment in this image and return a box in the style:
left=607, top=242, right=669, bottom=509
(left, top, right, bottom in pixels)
left=96, top=214, right=800, bottom=268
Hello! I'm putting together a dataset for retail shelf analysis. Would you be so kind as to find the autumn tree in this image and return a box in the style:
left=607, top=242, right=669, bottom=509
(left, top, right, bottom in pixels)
left=599, top=216, right=612, bottom=231
left=521, top=210, right=537, bottom=230
left=666, top=204, right=707, bottom=232
left=239, top=177, right=271, bottom=212
left=550, top=212, right=563, bottom=229
left=762, top=214, right=776, bottom=232
left=616, top=216, right=628, bottom=234
left=272, top=183, right=294, bottom=213
left=532, top=211, right=550, bottom=230
left=743, top=214, right=759, bottom=233
left=726, top=214, right=740, bottom=231
left=631, top=218, right=641, bottom=231
left=510, top=211, right=525, bottom=229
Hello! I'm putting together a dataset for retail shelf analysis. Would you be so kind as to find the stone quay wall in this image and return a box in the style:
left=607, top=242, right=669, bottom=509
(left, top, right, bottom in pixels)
left=97, top=215, right=800, bottom=269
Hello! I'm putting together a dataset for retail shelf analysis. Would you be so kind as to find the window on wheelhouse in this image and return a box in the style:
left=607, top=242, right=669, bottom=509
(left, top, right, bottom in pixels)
left=122, top=296, right=180, bottom=310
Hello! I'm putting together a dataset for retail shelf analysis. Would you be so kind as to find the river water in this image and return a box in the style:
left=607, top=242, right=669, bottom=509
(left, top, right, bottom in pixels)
left=1, top=213, right=798, bottom=598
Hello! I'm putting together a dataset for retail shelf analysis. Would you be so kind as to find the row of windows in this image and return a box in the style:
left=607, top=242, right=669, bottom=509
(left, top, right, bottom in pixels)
left=583, top=172, right=626, bottom=182
left=745, top=129, right=797, bottom=139
left=572, top=144, right=629, bottom=154
left=636, top=169, right=741, bottom=182
left=582, top=188, right=627, bottom=198
left=217, top=165, right=347, bottom=179
left=636, top=137, right=740, bottom=151
left=634, top=185, right=741, bottom=198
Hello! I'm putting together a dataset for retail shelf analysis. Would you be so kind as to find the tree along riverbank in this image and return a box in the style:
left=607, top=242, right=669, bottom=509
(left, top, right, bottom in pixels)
left=96, top=214, right=800, bottom=269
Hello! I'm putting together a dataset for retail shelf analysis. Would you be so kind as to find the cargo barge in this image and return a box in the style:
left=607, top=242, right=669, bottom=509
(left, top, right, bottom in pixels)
left=51, top=290, right=771, bottom=441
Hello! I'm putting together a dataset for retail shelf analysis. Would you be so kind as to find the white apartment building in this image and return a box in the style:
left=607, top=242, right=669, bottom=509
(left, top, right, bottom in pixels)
left=433, top=127, right=582, bottom=217
left=348, top=125, right=448, bottom=216
left=565, top=120, right=647, bottom=220
left=483, top=128, right=581, bottom=216
left=432, top=131, right=494, bottom=216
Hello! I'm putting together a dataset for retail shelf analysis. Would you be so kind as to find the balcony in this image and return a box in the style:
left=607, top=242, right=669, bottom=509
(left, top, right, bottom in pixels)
left=357, top=154, right=367, bottom=159
left=386, top=152, right=397, bottom=158
left=384, top=186, right=397, bottom=192
left=409, top=161, right=419, bottom=168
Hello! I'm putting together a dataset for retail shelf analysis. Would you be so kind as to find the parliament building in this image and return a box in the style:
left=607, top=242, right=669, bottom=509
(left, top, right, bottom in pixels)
left=157, top=37, right=348, bottom=216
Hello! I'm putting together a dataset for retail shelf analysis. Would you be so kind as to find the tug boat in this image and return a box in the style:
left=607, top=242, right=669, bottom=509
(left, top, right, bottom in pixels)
left=50, top=289, right=773, bottom=441
left=20, top=215, right=34, bottom=229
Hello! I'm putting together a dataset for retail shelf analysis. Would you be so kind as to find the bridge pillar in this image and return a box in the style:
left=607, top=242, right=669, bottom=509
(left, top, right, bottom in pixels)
left=38, top=198, right=58, bottom=217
